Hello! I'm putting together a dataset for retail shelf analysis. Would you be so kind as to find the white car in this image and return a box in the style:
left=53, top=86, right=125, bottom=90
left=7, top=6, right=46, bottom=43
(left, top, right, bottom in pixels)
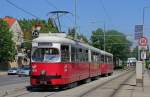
left=18, top=67, right=30, bottom=77
left=8, top=68, right=18, bottom=75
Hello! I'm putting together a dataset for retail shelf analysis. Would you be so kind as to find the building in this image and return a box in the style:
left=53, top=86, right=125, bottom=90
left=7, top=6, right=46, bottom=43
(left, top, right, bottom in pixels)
left=3, top=16, right=23, bottom=46
left=3, top=16, right=24, bottom=67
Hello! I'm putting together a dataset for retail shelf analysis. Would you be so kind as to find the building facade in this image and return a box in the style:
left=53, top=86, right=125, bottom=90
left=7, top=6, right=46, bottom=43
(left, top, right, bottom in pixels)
left=3, top=16, right=24, bottom=67
left=3, top=16, right=23, bottom=46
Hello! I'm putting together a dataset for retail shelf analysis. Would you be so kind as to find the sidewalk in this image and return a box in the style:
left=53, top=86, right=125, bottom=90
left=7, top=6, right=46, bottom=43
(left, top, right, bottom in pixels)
left=132, top=70, right=150, bottom=97
left=0, top=82, right=29, bottom=97
left=0, top=71, right=7, bottom=76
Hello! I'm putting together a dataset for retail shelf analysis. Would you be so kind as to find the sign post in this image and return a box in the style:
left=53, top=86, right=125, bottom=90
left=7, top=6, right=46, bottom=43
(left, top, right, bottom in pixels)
left=136, top=36, right=148, bottom=87
left=136, top=61, right=144, bottom=87
left=135, top=25, right=143, bottom=60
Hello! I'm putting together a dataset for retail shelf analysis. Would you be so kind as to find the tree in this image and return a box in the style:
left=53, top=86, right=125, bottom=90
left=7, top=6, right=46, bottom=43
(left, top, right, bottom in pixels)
left=91, top=28, right=132, bottom=66
left=67, top=27, right=89, bottom=43
left=68, top=27, right=76, bottom=38
left=18, top=18, right=59, bottom=49
left=130, top=46, right=138, bottom=59
left=0, top=20, right=16, bottom=63
left=91, top=28, right=104, bottom=49
left=106, top=30, right=131, bottom=60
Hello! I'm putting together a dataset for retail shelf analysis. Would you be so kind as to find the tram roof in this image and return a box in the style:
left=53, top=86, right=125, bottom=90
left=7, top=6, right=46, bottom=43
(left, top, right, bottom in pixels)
left=32, top=36, right=113, bottom=56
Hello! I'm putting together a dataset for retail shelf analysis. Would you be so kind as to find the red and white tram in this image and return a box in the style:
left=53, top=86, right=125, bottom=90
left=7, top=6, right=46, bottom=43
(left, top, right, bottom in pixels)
left=30, top=34, right=113, bottom=88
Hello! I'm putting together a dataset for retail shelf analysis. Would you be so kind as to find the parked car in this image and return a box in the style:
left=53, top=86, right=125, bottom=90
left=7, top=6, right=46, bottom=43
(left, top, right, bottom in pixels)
left=18, top=66, right=30, bottom=77
left=7, top=68, right=18, bottom=75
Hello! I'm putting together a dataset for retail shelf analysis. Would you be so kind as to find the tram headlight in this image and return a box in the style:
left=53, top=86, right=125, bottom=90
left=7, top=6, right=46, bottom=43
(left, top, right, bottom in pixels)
left=40, top=70, right=46, bottom=75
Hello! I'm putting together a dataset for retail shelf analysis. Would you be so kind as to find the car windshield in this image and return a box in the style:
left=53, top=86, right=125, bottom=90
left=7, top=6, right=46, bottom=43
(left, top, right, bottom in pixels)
left=32, top=48, right=60, bottom=62
left=22, top=67, right=30, bottom=70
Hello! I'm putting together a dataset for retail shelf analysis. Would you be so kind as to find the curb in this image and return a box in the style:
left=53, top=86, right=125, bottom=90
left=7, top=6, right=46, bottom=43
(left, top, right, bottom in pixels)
left=0, top=87, right=26, bottom=97
left=0, top=72, right=7, bottom=76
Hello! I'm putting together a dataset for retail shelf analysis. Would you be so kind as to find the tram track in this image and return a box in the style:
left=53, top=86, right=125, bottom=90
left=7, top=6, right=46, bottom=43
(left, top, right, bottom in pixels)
left=78, top=70, right=135, bottom=97
left=1, top=70, right=133, bottom=97
left=2, top=88, right=57, bottom=97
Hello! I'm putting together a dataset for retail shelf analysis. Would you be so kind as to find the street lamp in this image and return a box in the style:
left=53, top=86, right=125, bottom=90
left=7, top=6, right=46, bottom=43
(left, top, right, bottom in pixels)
left=74, top=0, right=77, bottom=40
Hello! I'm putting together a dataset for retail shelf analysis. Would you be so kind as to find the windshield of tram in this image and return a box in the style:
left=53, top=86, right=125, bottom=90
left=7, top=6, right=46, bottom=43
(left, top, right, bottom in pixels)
left=32, top=48, right=60, bottom=62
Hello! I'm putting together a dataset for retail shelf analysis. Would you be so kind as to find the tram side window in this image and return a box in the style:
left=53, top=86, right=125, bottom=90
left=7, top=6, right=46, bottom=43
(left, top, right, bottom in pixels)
left=85, top=50, right=88, bottom=62
left=91, top=51, right=94, bottom=62
left=91, top=52, right=98, bottom=63
left=108, top=56, right=113, bottom=64
left=71, top=47, right=88, bottom=62
left=79, top=48, right=87, bottom=62
left=75, top=48, right=79, bottom=62
left=71, top=46, right=76, bottom=62
left=61, top=45, right=70, bottom=62
left=101, top=55, right=104, bottom=64
left=79, top=48, right=83, bottom=62
left=98, top=53, right=101, bottom=64
left=95, top=52, right=99, bottom=63
left=108, top=57, right=111, bottom=64
left=105, top=56, right=109, bottom=64
left=77, top=48, right=83, bottom=62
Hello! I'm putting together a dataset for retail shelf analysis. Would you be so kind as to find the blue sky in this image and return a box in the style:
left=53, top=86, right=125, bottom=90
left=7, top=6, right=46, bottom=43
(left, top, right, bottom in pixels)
left=1, top=0, right=150, bottom=43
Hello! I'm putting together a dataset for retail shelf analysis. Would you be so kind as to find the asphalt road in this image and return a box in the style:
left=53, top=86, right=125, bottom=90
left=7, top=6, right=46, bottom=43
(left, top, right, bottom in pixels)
left=0, top=70, right=124, bottom=87
left=0, top=70, right=129, bottom=97
left=0, top=75, right=29, bottom=86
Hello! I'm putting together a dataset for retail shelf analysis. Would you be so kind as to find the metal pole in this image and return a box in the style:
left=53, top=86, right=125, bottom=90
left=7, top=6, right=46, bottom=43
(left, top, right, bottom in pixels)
left=104, top=23, right=106, bottom=63
left=142, top=7, right=145, bottom=36
left=57, top=13, right=61, bottom=32
left=74, top=0, right=77, bottom=39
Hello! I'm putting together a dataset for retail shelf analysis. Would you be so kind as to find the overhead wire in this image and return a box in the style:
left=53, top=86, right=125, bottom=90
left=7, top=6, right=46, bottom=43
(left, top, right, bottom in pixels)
left=6, top=0, right=39, bottom=19
left=99, top=0, right=111, bottom=22
left=45, top=0, right=59, bottom=10
left=99, top=0, right=118, bottom=29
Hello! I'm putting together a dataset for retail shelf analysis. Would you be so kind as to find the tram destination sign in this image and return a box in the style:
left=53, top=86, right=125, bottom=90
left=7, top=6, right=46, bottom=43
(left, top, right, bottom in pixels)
left=38, top=42, right=53, bottom=46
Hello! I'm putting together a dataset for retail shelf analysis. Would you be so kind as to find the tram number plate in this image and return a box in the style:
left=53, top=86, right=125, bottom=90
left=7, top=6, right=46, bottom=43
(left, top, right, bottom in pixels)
left=40, top=81, right=47, bottom=84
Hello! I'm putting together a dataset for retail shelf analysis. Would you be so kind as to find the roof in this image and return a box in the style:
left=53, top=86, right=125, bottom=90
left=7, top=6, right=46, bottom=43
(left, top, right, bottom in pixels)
left=33, top=36, right=74, bottom=44
left=3, top=17, right=16, bottom=27
left=33, top=36, right=113, bottom=56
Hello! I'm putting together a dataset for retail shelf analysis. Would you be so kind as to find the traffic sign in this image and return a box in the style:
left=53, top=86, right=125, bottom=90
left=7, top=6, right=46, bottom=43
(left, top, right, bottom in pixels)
left=135, top=25, right=143, bottom=32
left=138, top=37, right=148, bottom=46
left=135, top=32, right=142, bottom=40
left=32, top=30, right=39, bottom=39
left=141, top=51, right=146, bottom=60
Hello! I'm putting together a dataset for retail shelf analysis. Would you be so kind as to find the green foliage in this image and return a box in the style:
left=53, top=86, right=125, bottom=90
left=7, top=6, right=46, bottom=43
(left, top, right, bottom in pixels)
left=0, top=20, right=16, bottom=62
left=130, top=46, right=138, bottom=59
left=67, top=27, right=89, bottom=43
left=68, top=27, right=76, bottom=38
left=91, top=28, right=104, bottom=49
left=18, top=18, right=59, bottom=49
left=91, top=28, right=132, bottom=61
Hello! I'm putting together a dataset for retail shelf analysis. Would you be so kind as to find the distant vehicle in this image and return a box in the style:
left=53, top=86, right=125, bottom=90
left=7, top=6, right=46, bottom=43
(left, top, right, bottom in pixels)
left=127, top=57, right=137, bottom=67
left=18, top=66, right=30, bottom=77
left=7, top=68, right=18, bottom=75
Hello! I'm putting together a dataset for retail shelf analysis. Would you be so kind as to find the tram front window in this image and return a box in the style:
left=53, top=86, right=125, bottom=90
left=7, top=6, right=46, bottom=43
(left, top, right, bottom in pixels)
left=32, top=48, right=60, bottom=62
